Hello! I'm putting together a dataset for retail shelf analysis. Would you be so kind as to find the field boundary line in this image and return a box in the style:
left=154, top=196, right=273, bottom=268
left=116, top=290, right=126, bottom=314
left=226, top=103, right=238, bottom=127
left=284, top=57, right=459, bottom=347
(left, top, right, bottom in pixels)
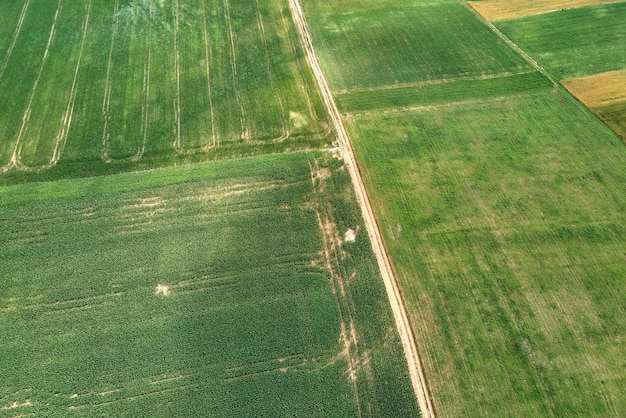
left=343, top=88, right=555, bottom=118
left=0, top=0, right=31, bottom=83
left=288, top=0, right=435, bottom=416
left=463, top=1, right=559, bottom=88
left=9, top=0, right=62, bottom=172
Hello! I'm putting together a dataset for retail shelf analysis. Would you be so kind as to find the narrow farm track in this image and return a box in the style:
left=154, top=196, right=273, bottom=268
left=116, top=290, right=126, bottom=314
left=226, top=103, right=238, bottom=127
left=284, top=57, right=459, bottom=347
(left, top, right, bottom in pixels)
left=288, top=1, right=436, bottom=416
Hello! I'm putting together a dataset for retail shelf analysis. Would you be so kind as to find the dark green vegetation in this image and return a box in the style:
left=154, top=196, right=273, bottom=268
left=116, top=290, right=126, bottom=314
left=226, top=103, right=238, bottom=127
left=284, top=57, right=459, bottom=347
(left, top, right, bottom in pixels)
left=0, top=0, right=420, bottom=416
left=302, top=0, right=626, bottom=415
left=495, top=2, right=626, bottom=79
left=596, top=101, right=626, bottom=142
left=0, top=0, right=329, bottom=183
left=0, top=152, right=419, bottom=416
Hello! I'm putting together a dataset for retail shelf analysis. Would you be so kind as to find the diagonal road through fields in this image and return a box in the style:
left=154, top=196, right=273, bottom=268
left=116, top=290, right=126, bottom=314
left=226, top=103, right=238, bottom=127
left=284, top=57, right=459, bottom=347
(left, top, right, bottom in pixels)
left=287, top=0, right=436, bottom=416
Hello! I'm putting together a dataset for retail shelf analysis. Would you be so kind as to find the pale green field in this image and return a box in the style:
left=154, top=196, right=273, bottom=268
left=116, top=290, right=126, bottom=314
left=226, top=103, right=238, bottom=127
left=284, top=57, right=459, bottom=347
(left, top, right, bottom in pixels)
left=345, top=89, right=626, bottom=417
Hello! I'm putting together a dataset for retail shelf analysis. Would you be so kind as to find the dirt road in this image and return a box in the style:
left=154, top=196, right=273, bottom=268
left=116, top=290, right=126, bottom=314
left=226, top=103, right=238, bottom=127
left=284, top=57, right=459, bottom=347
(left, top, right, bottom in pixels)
left=287, top=1, right=435, bottom=416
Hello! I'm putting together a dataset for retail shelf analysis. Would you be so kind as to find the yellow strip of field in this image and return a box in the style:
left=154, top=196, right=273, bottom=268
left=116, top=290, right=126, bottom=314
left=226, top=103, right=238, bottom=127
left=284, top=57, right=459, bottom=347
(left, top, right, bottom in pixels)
left=469, top=0, right=623, bottom=21
left=562, top=69, right=626, bottom=108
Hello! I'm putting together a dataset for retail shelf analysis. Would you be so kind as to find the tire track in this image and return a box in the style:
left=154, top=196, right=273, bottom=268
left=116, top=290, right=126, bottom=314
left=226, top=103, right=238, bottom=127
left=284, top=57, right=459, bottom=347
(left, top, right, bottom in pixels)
left=48, top=0, right=92, bottom=167
left=0, top=0, right=31, bottom=83
left=8, top=0, right=62, bottom=172
left=288, top=0, right=435, bottom=416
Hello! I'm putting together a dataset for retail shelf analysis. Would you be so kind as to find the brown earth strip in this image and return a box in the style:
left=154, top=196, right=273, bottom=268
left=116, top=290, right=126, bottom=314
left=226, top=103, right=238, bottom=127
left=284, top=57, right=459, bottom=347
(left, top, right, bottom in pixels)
left=469, top=0, right=623, bottom=21
left=562, top=69, right=626, bottom=108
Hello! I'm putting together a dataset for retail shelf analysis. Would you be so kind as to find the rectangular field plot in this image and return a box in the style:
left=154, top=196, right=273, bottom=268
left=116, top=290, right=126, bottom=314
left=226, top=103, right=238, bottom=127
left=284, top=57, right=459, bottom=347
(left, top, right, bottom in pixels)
left=468, top=0, right=619, bottom=21
left=0, top=0, right=330, bottom=180
left=0, top=152, right=418, bottom=416
left=335, top=71, right=552, bottom=113
left=495, top=2, right=626, bottom=79
left=344, top=89, right=626, bottom=417
left=300, top=0, right=532, bottom=91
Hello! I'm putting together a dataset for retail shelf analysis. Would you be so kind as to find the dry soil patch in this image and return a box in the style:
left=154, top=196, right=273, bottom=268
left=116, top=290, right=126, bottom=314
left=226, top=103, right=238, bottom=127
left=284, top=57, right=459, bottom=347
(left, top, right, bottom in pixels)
left=469, top=0, right=621, bottom=21
left=562, top=69, right=626, bottom=108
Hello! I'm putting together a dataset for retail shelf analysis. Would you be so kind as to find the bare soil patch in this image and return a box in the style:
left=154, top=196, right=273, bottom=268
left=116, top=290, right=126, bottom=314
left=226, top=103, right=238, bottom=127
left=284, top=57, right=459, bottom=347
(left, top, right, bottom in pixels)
left=470, top=0, right=620, bottom=21
left=155, top=284, right=170, bottom=296
left=562, top=69, right=626, bottom=108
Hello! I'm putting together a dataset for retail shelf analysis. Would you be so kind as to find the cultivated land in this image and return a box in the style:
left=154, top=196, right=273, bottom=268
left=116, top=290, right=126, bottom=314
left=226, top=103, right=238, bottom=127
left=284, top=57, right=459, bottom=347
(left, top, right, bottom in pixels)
left=0, top=0, right=330, bottom=183
left=301, top=0, right=626, bottom=415
left=0, top=0, right=421, bottom=416
left=0, top=152, right=419, bottom=416
left=489, top=1, right=626, bottom=141
left=468, top=0, right=619, bottom=21
left=494, top=2, right=626, bottom=79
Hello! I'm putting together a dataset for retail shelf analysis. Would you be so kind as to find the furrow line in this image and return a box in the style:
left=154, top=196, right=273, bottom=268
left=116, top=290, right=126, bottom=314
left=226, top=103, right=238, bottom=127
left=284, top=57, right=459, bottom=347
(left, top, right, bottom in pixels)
left=201, top=1, right=218, bottom=148
left=101, top=0, right=120, bottom=163
left=49, top=0, right=92, bottom=167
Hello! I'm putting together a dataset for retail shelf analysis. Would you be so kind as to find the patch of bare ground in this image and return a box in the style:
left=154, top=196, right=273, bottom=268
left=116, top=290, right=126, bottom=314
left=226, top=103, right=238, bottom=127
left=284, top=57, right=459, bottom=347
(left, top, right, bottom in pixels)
left=2, top=400, right=33, bottom=410
left=562, top=69, right=626, bottom=108
left=469, top=0, right=622, bottom=21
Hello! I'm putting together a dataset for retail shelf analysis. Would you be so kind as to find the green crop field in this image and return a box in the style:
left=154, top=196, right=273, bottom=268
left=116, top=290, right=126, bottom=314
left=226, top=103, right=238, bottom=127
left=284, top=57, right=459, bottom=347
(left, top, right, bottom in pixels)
left=0, top=0, right=330, bottom=184
left=345, top=89, right=626, bottom=417
left=299, top=0, right=532, bottom=91
left=0, top=152, right=419, bottom=416
left=495, top=2, right=626, bottom=79
left=302, top=0, right=626, bottom=416
left=0, top=0, right=421, bottom=416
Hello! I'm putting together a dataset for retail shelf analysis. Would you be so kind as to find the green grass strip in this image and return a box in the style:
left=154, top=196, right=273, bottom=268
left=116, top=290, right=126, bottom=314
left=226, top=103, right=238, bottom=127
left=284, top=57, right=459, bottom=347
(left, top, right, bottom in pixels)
left=335, top=71, right=552, bottom=112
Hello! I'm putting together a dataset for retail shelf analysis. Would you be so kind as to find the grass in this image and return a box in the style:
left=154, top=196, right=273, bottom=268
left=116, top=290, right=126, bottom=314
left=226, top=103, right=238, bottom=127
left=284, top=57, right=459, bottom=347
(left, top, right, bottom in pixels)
left=335, top=71, right=552, bottom=113
left=299, top=0, right=532, bottom=91
left=0, top=1, right=421, bottom=416
left=0, top=152, right=419, bottom=416
left=495, top=2, right=626, bottom=79
left=344, top=89, right=626, bottom=416
left=0, top=0, right=330, bottom=181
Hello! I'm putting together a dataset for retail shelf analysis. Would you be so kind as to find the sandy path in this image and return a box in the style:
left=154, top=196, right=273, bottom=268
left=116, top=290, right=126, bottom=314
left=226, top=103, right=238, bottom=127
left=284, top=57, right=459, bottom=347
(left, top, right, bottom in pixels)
left=287, top=0, right=435, bottom=416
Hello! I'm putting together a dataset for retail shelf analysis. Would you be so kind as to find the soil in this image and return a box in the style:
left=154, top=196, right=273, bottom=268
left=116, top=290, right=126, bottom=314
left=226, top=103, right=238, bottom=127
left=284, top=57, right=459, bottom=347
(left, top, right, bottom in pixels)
left=470, top=0, right=619, bottom=21
left=562, top=70, right=626, bottom=108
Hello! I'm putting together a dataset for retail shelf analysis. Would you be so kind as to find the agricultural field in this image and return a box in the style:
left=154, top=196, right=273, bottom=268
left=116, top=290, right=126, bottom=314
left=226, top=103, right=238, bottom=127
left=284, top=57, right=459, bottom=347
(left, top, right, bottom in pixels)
left=0, top=152, right=419, bottom=416
left=0, top=0, right=421, bottom=416
left=344, top=90, right=626, bottom=416
left=302, top=0, right=626, bottom=416
left=0, top=0, right=330, bottom=184
left=485, top=0, right=626, bottom=140
left=493, top=1, right=626, bottom=79
left=298, top=0, right=533, bottom=92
